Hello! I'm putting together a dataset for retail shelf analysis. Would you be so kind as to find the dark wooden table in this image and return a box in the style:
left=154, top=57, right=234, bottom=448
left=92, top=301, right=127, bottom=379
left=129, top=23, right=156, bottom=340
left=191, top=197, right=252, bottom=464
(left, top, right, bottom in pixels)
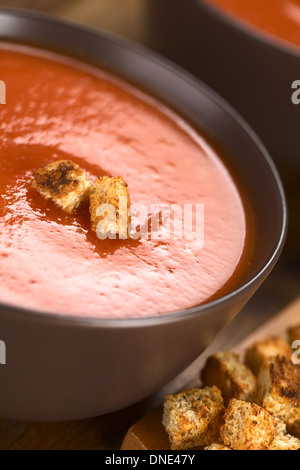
left=0, top=0, right=299, bottom=450
left=0, top=400, right=153, bottom=450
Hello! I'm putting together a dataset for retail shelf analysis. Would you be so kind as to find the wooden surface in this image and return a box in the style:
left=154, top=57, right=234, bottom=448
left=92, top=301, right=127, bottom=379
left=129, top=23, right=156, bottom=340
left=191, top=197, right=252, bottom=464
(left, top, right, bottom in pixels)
left=121, top=297, right=300, bottom=450
left=0, top=0, right=149, bottom=44
left=0, top=399, right=155, bottom=450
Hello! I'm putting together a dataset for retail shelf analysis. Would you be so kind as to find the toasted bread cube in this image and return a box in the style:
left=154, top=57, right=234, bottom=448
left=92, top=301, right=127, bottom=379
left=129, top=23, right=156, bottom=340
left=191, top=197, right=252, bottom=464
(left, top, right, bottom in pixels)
left=245, top=337, right=292, bottom=376
left=257, top=357, right=300, bottom=438
left=89, top=176, right=131, bottom=239
left=201, top=351, right=257, bottom=404
left=269, top=433, right=300, bottom=450
left=162, top=386, right=225, bottom=450
left=204, top=443, right=232, bottom=450
left=274, top=417, right=287, bottom=435
left=31, top=160, right=91, bottom=214
left=288, top=324, right=300, bottom=344
left=220, top=398, right=277, bottom=450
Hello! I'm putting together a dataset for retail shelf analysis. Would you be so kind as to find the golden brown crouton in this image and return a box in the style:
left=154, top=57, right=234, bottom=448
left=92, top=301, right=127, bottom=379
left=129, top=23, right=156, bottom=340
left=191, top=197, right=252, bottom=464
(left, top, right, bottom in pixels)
left=245, top=337, right=292, bottom=375
left=271, top=415, right=300, bottom=449
left=89, top=176, right=131, bottom=239
left=162, top=386, right=225, bottom=450
left=201, top=350, right=257, bottom=404
left=257, top=357, right=300, bottom=438
left=31, top=160, right=91, bottom=214
left=288, top=324, right=300, bottom=344
left=269, top=433, right=300, bottom=450
left=220, top=398, right=277, bottom=450
left=274, top=417, right=287, bottom=435
left=204, top=443, right=232, bottom=450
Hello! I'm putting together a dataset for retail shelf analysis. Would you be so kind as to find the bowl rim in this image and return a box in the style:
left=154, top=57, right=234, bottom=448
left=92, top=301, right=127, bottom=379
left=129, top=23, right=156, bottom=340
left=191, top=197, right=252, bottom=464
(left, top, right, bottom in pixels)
left=199, top=0, right=300, bottom=59
left=0, top=7, right=288, bottom=328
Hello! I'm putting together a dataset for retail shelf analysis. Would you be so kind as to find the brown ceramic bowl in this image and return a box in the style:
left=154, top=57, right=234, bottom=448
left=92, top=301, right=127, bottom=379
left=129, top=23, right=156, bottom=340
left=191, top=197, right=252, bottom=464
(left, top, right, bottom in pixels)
left=0, top=8, right=286, bottom=421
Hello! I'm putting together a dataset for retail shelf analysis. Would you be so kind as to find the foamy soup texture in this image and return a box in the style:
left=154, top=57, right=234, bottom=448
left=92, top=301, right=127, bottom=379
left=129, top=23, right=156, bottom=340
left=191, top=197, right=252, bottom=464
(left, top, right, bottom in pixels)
left=0, top=44, right=247, bottom=318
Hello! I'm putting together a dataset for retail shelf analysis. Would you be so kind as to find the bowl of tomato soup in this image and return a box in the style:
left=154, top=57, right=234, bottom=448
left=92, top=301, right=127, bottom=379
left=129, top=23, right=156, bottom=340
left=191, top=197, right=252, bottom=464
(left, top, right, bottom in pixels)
left=0, top=9, right=286, bottom=421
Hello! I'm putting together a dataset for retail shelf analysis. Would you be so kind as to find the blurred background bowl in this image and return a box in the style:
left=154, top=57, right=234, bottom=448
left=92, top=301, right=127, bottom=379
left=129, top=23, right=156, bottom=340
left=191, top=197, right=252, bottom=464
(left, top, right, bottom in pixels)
left=0, top=9, right=286, bottom=421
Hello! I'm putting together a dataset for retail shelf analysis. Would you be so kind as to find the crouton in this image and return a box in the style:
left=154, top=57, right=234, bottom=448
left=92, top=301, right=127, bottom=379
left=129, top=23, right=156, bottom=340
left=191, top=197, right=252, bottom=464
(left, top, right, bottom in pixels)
left=201, top=350, right=257, bottom=404
left=245, top=337, right=292, bottom=375
left=268, top=415, right=300, bottom=450
left=288, top=324, right=300, bottom=345
left=31, top=160, right=91, bottom=214
left=288, top=421, right=300, bottom=439
left=220, top=398, right=277, bottom=450
left=269, top=433, right=300, bottom=450
left=257, top=357, right=300, bottom=438
left=204, top=443, right=232, bottom=450
left=162, top=386, right=225, bottom=450
left=274, top=417, right=287, bottom=435
left=89, top=176, right=131, bottom=239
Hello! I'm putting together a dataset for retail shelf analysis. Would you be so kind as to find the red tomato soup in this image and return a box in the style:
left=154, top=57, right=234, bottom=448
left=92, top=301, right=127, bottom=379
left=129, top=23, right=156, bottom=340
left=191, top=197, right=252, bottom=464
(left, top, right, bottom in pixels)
left=0, top=44, right=251, bottom=318
left=208, top=0, right=300, bottom=50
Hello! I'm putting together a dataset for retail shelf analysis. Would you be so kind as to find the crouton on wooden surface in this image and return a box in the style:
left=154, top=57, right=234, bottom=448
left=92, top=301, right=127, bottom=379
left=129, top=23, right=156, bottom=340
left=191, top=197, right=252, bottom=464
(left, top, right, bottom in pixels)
left=201, top=350, right=257, bottom=404
left=269, top=433, right=300, bottom=450
left=257, top=357, right=300, bottom=438
left=162, top=386, right=225, bottom=450
left=204, top=443, right=232, bottom=450
left=31, top=160, right=91, bottom=214
left=288, top=324, right=300, bottom=345
left=245, top=337, right=292, bottom=375
left=220, top=398, right=277, bottom=450
left=89, top=176, right=131, bottom=239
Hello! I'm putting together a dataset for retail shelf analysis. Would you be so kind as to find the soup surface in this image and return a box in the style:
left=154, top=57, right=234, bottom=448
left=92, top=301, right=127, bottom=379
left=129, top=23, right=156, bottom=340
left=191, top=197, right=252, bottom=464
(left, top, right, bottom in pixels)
left=0, top=44, right=249, bottom=318
left=208, top=0, right=300, bottom=50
